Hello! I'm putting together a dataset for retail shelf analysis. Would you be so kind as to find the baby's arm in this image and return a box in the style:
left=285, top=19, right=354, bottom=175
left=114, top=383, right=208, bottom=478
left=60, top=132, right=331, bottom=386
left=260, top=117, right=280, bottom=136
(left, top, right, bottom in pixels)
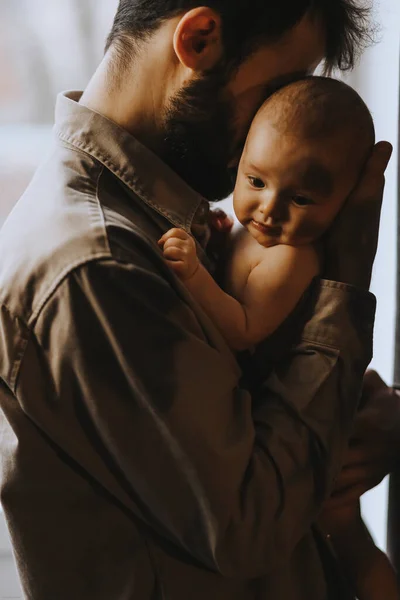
left=158, top=228, right=319, bottom=351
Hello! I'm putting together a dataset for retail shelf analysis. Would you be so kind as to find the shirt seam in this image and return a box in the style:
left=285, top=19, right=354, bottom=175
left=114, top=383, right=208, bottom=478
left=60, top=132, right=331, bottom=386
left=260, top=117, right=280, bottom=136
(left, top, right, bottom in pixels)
left=27, top=252, right=112, bottom=330
left=10, top=255, right=117, bottom=392
left=0, top=303, right=31, bottom=393
left=93, top=165, right=111, bottom=256
left=28, top=161, right=109, bottom=328
left=319, top=279, right=375, bottom=298
left=300, top=337, right=341, bottom=353
left=55, top=130, right=190, bottom=230
left=56, top=132, right=212, bottom=269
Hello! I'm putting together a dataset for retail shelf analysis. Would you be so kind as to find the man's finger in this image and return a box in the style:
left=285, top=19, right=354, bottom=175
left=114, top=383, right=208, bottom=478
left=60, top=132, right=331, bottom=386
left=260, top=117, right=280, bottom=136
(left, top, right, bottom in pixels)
left=350, top=141, right=392, bottom=204
left=334, top=462, right=388, bottom=492
left=370, top=141, right=393, bottom=173
left=344, top=442, right=392, bottom=467
left=351, top=410, right=380, bottom=439
left=353, top=387, right=400, bottom=441
left=362, top=369, right=388, bottom=396
left=373, top=141, right=393, bottom=173
left=324, top=482, right=378, bottom=510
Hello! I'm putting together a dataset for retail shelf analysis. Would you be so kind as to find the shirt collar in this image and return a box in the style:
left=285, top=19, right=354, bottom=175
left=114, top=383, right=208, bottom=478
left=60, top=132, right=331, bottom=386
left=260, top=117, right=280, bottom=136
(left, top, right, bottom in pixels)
left=54, top=91, right=210, bottom=235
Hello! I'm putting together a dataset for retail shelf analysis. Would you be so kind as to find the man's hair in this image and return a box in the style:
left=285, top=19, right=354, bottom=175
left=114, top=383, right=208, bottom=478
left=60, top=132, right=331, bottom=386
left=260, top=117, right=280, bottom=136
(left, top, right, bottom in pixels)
left=105, top=0, right=373, bottom=75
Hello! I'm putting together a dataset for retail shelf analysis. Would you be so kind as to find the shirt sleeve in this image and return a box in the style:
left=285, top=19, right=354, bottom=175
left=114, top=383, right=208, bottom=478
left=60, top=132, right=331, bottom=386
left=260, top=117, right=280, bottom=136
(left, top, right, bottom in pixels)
left=20, top=255, right=376, bottom=579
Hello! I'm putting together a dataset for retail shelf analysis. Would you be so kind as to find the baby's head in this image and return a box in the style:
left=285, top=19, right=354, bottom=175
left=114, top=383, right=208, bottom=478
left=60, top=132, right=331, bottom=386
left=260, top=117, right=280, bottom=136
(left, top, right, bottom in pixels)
left=233, top=76, right=375, bottom=247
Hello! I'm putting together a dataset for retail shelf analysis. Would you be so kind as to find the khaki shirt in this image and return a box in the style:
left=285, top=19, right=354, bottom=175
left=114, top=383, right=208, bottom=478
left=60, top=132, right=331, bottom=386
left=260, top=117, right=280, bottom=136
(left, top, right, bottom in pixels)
left=0, top=91, right=376, bottom=600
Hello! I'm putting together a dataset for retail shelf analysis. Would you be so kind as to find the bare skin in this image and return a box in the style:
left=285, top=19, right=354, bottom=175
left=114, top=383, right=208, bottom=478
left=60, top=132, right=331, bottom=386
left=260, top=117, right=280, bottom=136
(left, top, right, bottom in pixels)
left=81, top=6, right=393, bottom=597
left=159, top=100, right=395, bottom=598
left=80, top=8, right=326, bottom=165
left=80, top=5, right=391, bottom=290
left=158, top=100, right=377, bottom=353
left=159, top=224, right=319, bottom=351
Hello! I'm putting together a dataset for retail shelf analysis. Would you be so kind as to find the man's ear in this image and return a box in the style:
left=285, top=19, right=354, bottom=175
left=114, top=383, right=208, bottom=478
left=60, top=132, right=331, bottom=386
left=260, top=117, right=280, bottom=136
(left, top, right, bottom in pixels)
left=173, top=7, right=224, bottom=72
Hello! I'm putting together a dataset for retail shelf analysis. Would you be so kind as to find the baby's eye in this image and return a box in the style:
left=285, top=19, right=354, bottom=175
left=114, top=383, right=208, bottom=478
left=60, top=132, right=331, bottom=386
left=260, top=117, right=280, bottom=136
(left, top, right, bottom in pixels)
left=248, top=176, right=265, bottom=189
left=292, top=195, right=315, bottom=207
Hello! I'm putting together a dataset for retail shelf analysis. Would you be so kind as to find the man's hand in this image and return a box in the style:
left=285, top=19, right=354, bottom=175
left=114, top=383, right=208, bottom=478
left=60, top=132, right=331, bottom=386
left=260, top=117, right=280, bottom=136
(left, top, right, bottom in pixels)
left=319, top=498, right=361, bottom=536
left=324, top=142, right=392, bottom=289
left=325, top=370, right=400, bottom=510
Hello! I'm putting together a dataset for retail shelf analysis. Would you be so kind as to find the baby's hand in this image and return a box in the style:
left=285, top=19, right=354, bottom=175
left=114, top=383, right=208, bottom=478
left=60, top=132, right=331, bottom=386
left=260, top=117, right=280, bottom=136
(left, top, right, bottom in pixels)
left=208, top=208, right=234, bottom=234
left=207, top=209, right=234, bottom=272
left=158, top=228, right=200, bottom=280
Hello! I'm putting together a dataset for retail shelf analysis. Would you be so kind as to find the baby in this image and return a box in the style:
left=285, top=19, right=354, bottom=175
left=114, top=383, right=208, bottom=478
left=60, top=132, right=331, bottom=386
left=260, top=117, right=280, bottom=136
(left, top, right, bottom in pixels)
left=159, top=77, right=398, bottom=599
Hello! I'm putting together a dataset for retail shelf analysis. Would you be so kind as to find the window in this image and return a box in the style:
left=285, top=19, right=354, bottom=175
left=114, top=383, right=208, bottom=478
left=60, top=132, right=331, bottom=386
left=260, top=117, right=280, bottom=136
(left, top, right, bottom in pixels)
left=0, top=2, right=399, bottom=595
left=0, top=0, right=118, bottom=226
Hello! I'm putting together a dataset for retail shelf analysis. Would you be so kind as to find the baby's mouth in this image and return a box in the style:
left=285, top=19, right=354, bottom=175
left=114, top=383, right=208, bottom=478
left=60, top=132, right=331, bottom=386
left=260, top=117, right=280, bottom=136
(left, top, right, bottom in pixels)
left=250, top=219, right=282, bottom=237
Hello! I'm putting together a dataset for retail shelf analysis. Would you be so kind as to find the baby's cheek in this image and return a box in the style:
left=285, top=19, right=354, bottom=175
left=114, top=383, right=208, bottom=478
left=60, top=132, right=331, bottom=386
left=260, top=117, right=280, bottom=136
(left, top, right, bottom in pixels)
left=294, top=217, right=326, bottom=241
left=232, top=191, right=248, bottom=224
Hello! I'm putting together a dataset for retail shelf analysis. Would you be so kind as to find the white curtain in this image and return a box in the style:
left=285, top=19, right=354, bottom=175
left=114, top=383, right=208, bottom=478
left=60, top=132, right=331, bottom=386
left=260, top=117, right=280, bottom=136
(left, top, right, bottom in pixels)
left=345, top=0, right=400, bottom=551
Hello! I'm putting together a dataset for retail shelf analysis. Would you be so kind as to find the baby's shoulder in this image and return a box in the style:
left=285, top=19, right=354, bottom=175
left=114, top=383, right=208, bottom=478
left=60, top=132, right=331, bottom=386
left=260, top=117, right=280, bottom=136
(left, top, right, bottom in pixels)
left=271, top=242, right=317, bottom=258
left=230, top=225, right=251, bottom=247
left=230, top=226, right=263, bottom=260
left=257, top=243, right=319, bottom=275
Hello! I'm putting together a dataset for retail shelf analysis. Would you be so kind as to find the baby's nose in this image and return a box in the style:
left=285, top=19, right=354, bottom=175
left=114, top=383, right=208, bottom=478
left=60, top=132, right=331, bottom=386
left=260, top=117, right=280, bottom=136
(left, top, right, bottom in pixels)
left=259, top=195, right=283, bottom=221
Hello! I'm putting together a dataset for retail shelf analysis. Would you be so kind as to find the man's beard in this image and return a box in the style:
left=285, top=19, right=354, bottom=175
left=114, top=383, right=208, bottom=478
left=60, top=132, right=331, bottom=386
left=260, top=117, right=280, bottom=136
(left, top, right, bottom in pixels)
left=160, top=67, right=237, bottom=201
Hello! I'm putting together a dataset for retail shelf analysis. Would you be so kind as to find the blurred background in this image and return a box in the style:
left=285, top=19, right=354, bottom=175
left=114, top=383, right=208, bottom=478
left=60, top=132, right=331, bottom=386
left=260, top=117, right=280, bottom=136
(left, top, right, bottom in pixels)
left=0, top=0, right=399, bottom=597
left=0, top=0, right=118, bottom=226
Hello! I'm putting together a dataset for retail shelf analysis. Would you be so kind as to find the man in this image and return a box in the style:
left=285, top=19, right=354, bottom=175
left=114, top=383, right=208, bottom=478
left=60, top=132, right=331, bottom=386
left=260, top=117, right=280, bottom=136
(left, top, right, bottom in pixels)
left=0, top=1, right=393, bottom=598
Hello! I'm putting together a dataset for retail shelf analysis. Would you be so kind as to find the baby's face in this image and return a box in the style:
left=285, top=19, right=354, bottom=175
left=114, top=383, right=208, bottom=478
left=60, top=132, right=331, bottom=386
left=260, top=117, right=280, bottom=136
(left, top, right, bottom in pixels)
left=233, top=120, right=364, bottom=247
